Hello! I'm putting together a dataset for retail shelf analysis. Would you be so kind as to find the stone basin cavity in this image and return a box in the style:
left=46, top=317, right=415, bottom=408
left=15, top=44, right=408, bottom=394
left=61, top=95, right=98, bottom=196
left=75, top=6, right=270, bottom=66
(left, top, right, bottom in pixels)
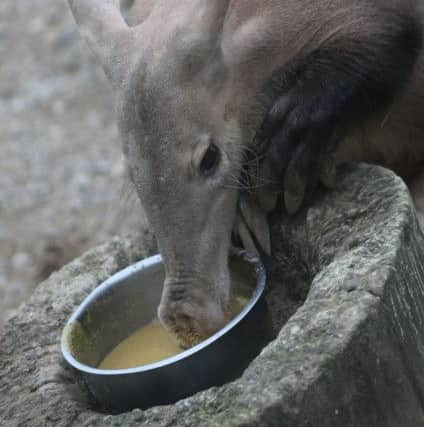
left=1, top=164, right=424, bottom=426
left=61, top=250, right=269, bottom=412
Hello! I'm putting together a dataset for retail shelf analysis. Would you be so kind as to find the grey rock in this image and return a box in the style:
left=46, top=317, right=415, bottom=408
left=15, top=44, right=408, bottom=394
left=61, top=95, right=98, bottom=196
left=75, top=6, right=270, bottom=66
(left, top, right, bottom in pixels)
left=1, top=164, right=424, bottom=427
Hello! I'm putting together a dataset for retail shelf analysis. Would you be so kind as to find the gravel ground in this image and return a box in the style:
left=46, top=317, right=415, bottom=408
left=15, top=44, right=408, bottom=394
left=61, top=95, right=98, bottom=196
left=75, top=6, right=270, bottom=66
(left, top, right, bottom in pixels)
left=0, top=0, right=145, bottom=328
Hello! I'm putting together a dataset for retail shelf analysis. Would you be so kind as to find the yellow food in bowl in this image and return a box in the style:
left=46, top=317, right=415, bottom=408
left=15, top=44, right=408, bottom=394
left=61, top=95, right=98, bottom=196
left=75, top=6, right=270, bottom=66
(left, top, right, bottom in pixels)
left=98, top=295, right=249, bottom=370
left=98, top=318, right=182, bottom=369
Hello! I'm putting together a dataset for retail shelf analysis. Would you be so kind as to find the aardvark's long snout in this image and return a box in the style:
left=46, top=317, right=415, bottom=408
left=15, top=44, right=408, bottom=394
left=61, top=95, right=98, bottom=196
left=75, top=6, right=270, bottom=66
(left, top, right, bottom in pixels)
left=158, top=272, right=230, bottom=348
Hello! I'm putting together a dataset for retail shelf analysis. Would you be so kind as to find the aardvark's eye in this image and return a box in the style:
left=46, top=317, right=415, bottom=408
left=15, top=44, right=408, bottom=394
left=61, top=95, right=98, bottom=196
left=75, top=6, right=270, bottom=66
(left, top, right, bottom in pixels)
left=199, top=142, right=220, bottom=176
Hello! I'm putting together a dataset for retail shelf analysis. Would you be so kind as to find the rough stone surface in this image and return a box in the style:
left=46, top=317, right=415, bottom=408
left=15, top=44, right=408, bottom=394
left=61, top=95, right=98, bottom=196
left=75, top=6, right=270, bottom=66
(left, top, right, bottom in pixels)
left=1, top=164, right=424, bottom=427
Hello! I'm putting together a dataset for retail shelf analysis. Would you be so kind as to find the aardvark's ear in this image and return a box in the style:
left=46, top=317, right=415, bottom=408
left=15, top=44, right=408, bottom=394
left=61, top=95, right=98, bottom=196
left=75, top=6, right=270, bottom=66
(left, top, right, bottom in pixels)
left=68, top=0, right=138, bottom=86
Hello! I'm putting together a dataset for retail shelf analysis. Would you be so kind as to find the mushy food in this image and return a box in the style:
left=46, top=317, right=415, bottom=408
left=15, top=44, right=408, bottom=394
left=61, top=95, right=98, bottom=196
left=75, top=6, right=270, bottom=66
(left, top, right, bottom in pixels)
left=98, top=295, right=249, bottom=370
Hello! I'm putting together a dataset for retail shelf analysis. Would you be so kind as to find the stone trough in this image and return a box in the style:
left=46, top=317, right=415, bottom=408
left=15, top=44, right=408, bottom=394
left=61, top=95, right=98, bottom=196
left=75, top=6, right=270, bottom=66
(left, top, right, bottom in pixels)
left=1, top=164, right=424, bottom=427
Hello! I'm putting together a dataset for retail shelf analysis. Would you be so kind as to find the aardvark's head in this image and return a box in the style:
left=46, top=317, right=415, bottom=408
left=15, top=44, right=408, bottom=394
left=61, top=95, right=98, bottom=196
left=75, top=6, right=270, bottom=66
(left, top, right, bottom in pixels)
left=68, top=0, right=273, bottom=347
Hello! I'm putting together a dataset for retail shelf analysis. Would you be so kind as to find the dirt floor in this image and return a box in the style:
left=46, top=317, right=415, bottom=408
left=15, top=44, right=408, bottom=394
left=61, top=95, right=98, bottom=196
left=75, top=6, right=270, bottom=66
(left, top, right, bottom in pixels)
left=0, top=0, right=146, bottom=328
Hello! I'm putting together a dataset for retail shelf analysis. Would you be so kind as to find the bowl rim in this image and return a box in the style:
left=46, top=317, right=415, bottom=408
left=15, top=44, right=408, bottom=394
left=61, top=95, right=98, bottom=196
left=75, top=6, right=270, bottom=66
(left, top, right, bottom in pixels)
left=61, top=249, right=266, bottom=376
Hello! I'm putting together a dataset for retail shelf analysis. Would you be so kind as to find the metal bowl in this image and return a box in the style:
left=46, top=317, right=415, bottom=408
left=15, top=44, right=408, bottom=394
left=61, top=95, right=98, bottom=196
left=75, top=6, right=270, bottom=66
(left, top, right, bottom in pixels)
left=61, top=249, right=268, bottom=412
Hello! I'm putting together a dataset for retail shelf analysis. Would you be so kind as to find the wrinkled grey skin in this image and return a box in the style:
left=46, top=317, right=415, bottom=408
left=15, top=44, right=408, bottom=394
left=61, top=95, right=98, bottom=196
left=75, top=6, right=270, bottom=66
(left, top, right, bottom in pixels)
left=67, top=0, right=283, bottom=346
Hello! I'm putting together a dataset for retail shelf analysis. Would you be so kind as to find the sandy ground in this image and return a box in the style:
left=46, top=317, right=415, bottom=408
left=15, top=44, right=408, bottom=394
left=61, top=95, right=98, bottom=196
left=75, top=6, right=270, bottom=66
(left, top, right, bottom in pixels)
left=0, top=0, right=146, bottom=327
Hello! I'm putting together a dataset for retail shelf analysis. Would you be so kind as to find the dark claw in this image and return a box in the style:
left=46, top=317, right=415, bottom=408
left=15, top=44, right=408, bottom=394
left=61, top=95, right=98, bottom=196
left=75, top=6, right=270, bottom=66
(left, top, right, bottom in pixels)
left=319, top=151, right=337, bottom=189
left=261, top=92, right=295, bottom=136
left=259, top=87, right=339, bottom=214
left=260, top=115, right=298, bottom=184
left=284, top=140, right=322, bottom=214
left=283, top=145, right=307, bottom=214
left=284, top=169, right=306, bottom=214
